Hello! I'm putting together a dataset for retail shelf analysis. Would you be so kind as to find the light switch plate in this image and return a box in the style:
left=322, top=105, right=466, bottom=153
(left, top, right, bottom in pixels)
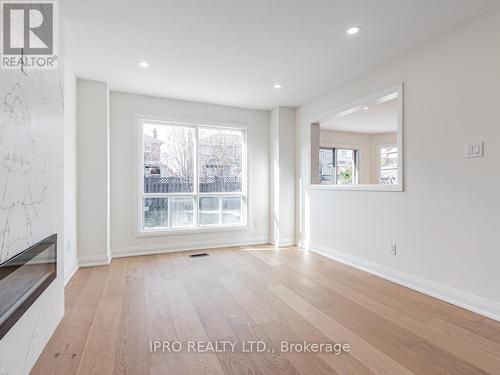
left=465, top=142, right=484, bottom=158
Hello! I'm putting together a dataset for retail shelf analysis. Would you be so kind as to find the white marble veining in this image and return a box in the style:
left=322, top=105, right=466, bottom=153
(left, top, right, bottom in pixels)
left=0, top=72, right=62, bottom=263
left=0, top=65, right=64, bottom=375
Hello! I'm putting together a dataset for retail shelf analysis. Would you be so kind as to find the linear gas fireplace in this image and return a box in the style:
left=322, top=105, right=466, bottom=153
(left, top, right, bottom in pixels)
left=0, top=234, right=57, bottom=340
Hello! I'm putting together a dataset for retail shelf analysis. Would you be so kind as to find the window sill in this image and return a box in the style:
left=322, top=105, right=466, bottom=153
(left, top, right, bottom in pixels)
left=308, top=183, right=403, bottom=192
left=137, top=224, right=249, bottom=237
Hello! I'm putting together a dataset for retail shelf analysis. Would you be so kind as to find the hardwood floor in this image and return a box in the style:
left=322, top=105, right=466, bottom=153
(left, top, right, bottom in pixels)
left=31, top=245, right=500, bottom=375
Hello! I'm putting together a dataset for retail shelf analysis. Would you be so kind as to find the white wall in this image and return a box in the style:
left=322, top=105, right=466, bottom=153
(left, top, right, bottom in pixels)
left=109, top=92, right=269, bottom=256
left=77, top=80, right=111, bottom=265
left=270, top=108, right=279, bottom=242
left=270, top=107, right=296, bottom=246
left=297, top=10, right=500, bottom=320
left=0, top=34, right=64, bottom=375
left=64, top=56, right=79, bottom=283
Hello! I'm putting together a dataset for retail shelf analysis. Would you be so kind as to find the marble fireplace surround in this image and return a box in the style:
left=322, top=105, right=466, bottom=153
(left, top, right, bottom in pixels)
left=0, top=64, right=64, bottom=375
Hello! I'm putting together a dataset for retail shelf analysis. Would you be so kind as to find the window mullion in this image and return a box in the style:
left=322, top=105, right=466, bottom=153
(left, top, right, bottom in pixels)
left=219, top=196, right=223, bottom=225
left=167, top=197, right=171, bottom=228
left=334, top=148, right=338, bottom=185
left=194, top=126, right=199, bottom=228
left=140, top=124, right=144, bottom=232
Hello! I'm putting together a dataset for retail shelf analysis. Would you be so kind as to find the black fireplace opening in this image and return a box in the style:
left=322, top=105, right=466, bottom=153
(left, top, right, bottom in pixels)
left=0, top=234, right=57, bottom=340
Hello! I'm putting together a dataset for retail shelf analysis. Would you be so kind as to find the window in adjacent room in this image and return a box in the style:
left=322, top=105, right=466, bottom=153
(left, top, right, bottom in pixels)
left=140, top=120, right=246, bottom=232
left=379, top=145, right=398, bottom=185
left=319, top=147, right=335, bottom=183
left=319, top=147, right=358, bottom=185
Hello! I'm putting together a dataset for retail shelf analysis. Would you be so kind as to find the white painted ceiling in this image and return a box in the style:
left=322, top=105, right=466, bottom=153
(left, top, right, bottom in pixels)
left=321, top=99, right=397, bottom=134
left=64, top=0, right=497, bottom=110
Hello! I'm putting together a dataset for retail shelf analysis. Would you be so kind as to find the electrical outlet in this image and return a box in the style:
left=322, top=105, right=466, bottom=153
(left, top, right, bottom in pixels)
left=465, top=142, right=484, bottom=158
left=389, top=243, right=397, bottom=255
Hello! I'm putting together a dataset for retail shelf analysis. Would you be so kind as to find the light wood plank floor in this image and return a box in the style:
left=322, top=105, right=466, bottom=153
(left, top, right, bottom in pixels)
left=31, top=245, right=500, bottom=375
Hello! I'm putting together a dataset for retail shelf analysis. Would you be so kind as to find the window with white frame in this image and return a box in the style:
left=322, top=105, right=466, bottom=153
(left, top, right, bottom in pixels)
left=379, top=145, right=398, bottom=185
left=319, top=147, right=358, bottom=185
left=140, top=120, right=246, bottom=232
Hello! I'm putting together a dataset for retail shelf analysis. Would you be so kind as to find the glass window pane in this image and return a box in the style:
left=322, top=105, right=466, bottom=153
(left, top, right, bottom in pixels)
left=336, top=149, right=354, bottom=185
left=141, top=122, right=247, bottom=232
left=381, top=169, right=398, bottom=184
left=144, top=198, right=168, bottom=229
left=319, top=148, right=334, bottom=184
left=170, top=198, right=194, bottom=228
left=199, top=197, right=220, bottom=225
left=380, top=146, right=398, bottom=185
left=198, top=128, right=243, bottom=192
left=143, top=124, right=194, bottom=193
left=381, top=147, right=398, bottom=169
left=222, top=197, right=242, bottom=224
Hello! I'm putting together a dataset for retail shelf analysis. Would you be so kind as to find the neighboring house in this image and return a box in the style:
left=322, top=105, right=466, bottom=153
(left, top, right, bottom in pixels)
left=198, top=133, right=242, bottom=179
left=144, top=128, right=168, bottom=176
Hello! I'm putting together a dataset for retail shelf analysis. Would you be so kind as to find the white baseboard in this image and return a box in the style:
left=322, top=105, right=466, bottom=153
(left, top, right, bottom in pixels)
left=64, top=264, right=79, bottom=285
left=308, top=243, right=500, bottom=322
left=78, top=254, right=111, bottom=267
left=112, top=236, right=270, bottom=258
left=270, top=238, right=296, bottom=247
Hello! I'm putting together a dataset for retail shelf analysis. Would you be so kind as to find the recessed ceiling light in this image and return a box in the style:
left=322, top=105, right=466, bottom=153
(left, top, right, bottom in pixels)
left=363, top=106, right=369, bottom=111
left=138, top=61, right=149, bottom=68
left=336, top=106, right=363, bottom=118
left=273, top=83, right=283, bottom=89
left=346, top=26, right=361, bottom=35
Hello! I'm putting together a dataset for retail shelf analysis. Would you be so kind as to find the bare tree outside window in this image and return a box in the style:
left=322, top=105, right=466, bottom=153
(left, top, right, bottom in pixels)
left=143, top=124, right=194, bottom=193
left=161, top=127, right=194, bottom=182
